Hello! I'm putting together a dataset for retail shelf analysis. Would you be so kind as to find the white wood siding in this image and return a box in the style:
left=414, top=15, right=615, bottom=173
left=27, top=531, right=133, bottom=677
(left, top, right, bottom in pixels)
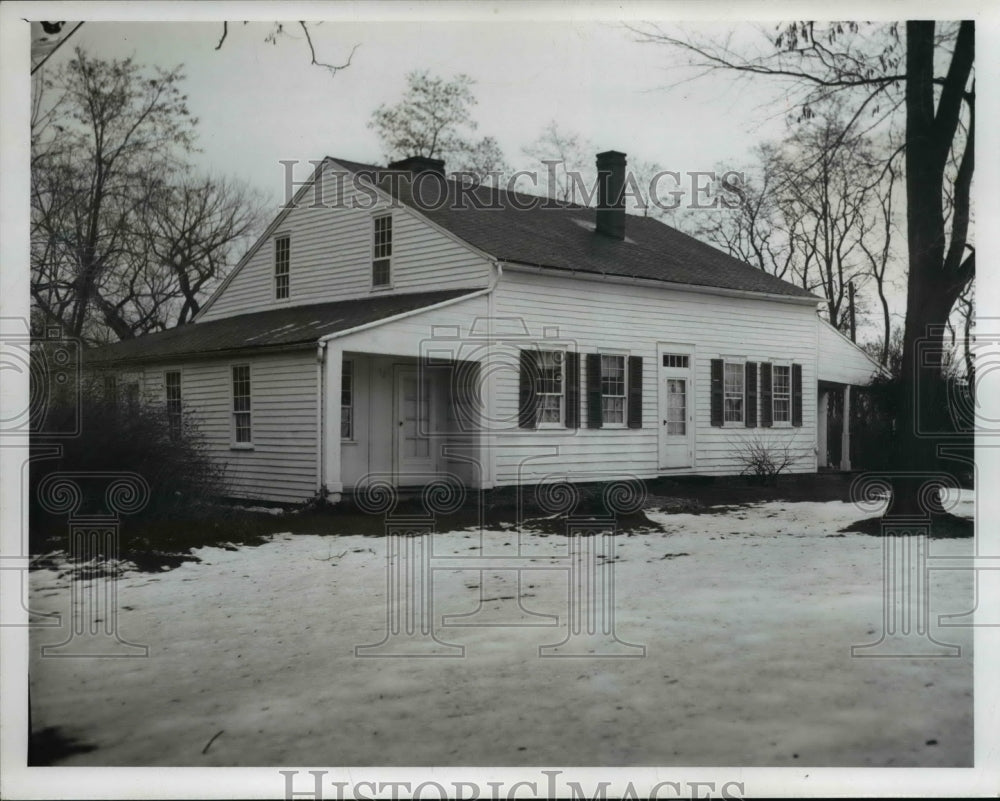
left=488, top=270, right=820, bottom=485
left=141, top=351, right=318, bottom=503
left=199, top=164, right=492, bottom=322
left=817, top=318, right=882, bottom=385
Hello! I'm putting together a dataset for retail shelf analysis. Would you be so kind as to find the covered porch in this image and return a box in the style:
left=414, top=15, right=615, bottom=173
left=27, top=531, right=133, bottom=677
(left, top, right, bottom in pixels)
left=317, top=291, right=492, bottom=498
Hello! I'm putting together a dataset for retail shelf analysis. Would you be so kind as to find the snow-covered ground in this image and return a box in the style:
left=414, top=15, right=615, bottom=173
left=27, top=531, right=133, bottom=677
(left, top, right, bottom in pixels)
left=28, top=498, right=974, bottom=767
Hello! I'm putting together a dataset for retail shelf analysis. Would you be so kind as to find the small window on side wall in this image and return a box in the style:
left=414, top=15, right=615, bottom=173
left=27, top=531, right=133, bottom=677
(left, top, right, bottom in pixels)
left=274, top=235, right=290, bottom=299
left=165, top=371, right=182, bottom=441
left=232, top=364, right=252, bottom=445
left=372, top=215, right=392, bottom=287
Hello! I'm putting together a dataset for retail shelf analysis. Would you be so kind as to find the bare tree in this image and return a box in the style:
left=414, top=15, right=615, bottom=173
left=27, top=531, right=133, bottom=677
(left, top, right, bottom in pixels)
left=521, top=121, right=595, bottom=202
left=32, top=21, right=358, bottom=78
left=31, top=49, right=263, bottom=343
left=631, top=21, right=974, bottom=516
left=369, top=71, right=509, bottom=179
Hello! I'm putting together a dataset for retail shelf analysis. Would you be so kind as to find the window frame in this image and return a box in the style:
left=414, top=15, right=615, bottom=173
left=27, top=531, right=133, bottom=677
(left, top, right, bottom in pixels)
left=598, top=352, right=628, bottom=428
left=274, top=234, right=290, bottom=300
left=722, top=359, right=746, bottom=426
left=371, top=213, right=393, bottom=289
left=231, top=363, right=253, bottom=448
left=771, top=362, right=792, bottom=426
left=164, top=369, right=182, bottom=441
left=341, top=359, right=354, bottom=441
left=536, top=349, right=565, bottom=428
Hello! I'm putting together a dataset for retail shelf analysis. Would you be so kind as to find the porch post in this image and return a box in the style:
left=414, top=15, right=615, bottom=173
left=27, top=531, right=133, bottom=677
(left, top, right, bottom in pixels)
left=323, top=342, right=344, bottom=497
left=840, top=384, right=852, bottom=472
left=817, top=388, right=829, bottom=469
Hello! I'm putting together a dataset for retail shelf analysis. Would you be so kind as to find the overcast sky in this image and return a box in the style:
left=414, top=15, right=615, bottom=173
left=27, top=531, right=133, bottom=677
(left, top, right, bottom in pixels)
left=11, top=2, right=1000, bottom=344
left=58, top=19, right=795, bottom=207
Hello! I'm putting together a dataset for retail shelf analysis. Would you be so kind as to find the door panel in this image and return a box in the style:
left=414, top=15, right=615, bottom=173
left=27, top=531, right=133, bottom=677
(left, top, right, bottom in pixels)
left=394, top=366, right=434, bottom=482
left=658, top=347, right=694, bottom=469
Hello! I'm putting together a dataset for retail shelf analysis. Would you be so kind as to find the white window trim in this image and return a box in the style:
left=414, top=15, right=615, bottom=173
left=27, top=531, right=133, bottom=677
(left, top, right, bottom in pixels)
left=722, top=357, right=746, bottom=428
left=230, top=363, right=254, bottom=449
left=370, top=211, right=394, bottom=291
left=274, top=233, right=291, bottom=301
left=598, top=350, right=629, bottom=429
left=341, top=359, right=355, bottom=442
left=770, top=360, right=793, bottom=427
left=536, top=348, right=566, bottom=429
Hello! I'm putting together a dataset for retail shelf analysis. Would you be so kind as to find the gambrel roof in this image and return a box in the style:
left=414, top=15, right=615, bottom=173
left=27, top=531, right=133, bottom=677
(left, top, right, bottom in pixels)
left=332, top=157, right=818, bottom=301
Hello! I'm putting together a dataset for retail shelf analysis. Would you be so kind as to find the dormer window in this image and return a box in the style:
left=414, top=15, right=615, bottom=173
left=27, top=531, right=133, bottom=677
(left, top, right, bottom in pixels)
left=274, top=235, right=290, bottom=299
left=372, top=214, right=392, bottom=287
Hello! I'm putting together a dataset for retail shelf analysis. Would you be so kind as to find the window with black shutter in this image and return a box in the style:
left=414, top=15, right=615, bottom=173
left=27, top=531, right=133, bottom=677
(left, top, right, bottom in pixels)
left=586, top=352, right=603, bottom=429
left=710, top=359, right=724, bottom=427
left=745, top=361, right=758, bottom=427
left=792, top=363, right=803, bottom=427
left=627, top=355, right=642, bottom=428
left=565, top=351, right=580, bottom=429
left=760, top=362, right=773, bottom=428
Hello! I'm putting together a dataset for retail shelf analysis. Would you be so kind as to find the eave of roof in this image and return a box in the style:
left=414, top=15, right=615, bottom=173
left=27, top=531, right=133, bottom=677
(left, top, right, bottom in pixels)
left=86, top=289, right=477, bottom=366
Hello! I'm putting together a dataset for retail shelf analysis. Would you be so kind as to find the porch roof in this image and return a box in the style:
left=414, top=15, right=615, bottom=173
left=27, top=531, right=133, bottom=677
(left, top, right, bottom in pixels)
left=85, top=289, right=476, bottom=366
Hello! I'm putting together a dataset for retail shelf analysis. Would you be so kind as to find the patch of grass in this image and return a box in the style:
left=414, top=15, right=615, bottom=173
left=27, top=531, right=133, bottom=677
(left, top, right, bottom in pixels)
left=839, top=513, right=973, bottom=539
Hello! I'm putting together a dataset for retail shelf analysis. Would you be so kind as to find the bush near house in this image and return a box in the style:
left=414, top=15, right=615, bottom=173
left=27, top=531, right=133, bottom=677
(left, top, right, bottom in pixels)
left=29, top=380, right=229, bottom=556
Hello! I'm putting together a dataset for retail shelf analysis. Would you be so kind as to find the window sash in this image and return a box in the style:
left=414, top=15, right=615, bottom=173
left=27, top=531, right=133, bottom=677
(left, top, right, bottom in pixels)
left=232, top=365, right=252, bottom=443
left=537, top=350, right=564, bottom=424
left=372, top=216, right=392, bottom=286
left=600, top=354, right=626, bottom=424
left=275, top=236, right=290, bottom=299
left=772, top=365, right=791, bottom=422
left=724, top=362, right=744, bottom=423
left=165, top=371, right=182, bottom=438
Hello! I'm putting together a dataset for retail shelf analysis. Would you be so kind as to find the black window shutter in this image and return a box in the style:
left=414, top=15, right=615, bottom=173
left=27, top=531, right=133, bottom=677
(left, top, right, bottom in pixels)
left=710, top=359, right=723, bottom=427
left=745, top=361, right=758, bottom=428
left=760, top=362, right=773, bottom=428
left=518, top=349, right=539, bottom=429
left=792, top=363, right=803, bottom=427
left=586, top=352, right=603, bottom=428
left=627, top=355, right=643, bottom=429
left=565, top=351, right=580, bottom=429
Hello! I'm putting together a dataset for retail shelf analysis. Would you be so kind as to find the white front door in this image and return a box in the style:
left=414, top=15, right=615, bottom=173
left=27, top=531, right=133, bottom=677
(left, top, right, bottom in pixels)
left=658, top=346, right=694, bottom=469
left=394, top=365, right=435, bottom=483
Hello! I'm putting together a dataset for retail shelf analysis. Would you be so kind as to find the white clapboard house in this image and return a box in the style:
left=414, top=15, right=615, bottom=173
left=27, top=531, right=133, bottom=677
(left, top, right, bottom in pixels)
left=86, top=152, right=882, bottom=503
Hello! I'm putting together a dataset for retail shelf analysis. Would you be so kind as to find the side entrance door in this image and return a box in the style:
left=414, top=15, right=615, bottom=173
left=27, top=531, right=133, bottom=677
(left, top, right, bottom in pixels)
left=393, top=365, right=435, bottom=484
left=658, top=345, right=694, bottom=469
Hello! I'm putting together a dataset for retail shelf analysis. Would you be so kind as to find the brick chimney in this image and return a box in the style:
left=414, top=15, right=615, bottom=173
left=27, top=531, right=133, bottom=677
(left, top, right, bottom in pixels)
left=595, top=150, right=627, bottom=239
left=387, top=155, right=445, bottom=177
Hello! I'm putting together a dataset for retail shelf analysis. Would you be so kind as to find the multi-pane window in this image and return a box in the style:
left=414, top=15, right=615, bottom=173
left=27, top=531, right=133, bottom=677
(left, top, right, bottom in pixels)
left=372, top=215, right=392, bottom=286
left=103, top=374, right=117, bottom=400
left=772, top=365, right=791, bottom=423
left=232, top=364, right=252, bottom=444
left=165, top=371, right=182, bottom=441
left=537, top=350, right=564, bottom=424
left=600, top=354, right=626, bottom=425
left=724, top=362, right=744, bottom=423
left=662, top=354, right=689, bottom=368
left=341, top=360, right=354, bottom=439
left=666, top=378, right=687, bottom=434
left=274, top=235, right=290, bottom=299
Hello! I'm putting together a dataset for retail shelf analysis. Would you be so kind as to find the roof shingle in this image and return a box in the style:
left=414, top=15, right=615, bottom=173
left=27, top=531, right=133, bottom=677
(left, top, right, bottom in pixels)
left=86, top=289, right=475, bottom=365
left=333, top=157, right=818, bottom=301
